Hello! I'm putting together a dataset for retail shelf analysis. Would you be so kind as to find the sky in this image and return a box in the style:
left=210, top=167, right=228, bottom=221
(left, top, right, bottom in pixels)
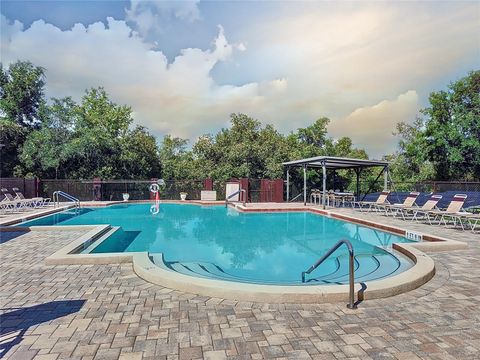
left=1, top=1, right=479, bottom=158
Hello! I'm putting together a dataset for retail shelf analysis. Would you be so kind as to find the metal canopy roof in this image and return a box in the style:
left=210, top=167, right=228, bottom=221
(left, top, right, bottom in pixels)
left=283, top=156, right=388, bottom=169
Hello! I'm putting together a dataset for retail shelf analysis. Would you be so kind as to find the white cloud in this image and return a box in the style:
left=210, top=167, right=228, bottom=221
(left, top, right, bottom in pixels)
left=0, top=15, right=282, bottom=139
left=1, top=1, right=478, bottom=157
left=329, top=90, right=420, bottom=158
left=125, top=0, right=200, bottom=37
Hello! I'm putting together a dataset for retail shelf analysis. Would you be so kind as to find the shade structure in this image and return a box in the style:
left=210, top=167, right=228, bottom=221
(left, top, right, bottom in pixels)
left=283, top=156, right=389, bottom=208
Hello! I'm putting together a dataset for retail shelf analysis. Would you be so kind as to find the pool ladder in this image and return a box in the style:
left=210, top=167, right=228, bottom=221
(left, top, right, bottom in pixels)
left=302, top=239, right=357, bottom=309
left=225, top=189, right=246, bottom=208
left=53, top=191, right=80, bottom=209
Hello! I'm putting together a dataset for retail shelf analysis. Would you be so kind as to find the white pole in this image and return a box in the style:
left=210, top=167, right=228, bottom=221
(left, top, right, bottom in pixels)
left=303, top=165, right=307, bottom=206
left=286, top=168, right=290, bottom=202
left=322, top=164, right=327, bottom=209
left=384, top=166, right=388, bottom=191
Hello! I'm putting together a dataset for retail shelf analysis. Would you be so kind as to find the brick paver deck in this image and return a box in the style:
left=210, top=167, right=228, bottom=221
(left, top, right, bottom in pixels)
left=1, top=210, right=479, bottom=359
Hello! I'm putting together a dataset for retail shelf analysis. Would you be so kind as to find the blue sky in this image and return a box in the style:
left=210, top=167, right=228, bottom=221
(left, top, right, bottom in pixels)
left=1, top=1, right=479, bottom=156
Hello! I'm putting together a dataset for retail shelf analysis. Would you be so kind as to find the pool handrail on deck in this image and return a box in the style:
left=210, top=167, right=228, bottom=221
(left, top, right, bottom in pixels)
left=302, top=239, right=356, bottom=309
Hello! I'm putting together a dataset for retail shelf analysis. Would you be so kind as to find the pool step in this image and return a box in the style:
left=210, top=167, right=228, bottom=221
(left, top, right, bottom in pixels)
left=152, top=252, right=409, bottom=285
left=307, top=255, right=363, bottom=284
left=80, top=226, right=120, bottom=254
left=316, top=253, right=401, bottom=284
left=359, top=254, right=401, bottom=281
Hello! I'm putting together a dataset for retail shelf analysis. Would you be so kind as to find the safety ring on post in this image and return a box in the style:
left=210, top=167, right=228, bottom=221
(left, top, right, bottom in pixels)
left=150, top=204, right=159, bottom=215
left=149, top=183, right=159, bottom=193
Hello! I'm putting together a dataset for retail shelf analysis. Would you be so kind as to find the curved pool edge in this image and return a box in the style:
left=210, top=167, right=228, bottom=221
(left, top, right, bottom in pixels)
left=131, top=243, right=435, bottom=304
left=11, top=202, right=466, bottom=304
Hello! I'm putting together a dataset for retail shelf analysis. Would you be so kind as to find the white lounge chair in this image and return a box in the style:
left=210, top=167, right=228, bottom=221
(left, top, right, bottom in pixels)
left=464, top=214, right=480, bottom=233
left=0, top=191, right=30, bottom=212
left=12, top=187, right=50, bottom=208
left=424, top=194, right=468, bottom=229
left=402, top=194, right=443, bottom=221
left=380, top=191, right=420, bottom=216
left=449, top=211, right=480, bottom=233
left=355, top=191, right=391, bottom=212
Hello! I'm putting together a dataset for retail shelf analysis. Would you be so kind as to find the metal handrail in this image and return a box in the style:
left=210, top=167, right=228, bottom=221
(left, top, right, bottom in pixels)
left=53, top=191, right=80, bottom=208
left=225, top=189, right=246, bottom=207
left=301, top=239, right=357, bottom=309
left=288, top=193, right=303, bottom=203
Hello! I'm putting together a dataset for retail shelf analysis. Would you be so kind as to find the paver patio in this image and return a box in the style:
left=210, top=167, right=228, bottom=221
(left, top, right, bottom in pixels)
left=1, top=208, right=479, bottom=360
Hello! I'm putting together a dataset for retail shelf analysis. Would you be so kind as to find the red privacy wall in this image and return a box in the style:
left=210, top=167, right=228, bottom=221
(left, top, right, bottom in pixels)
left=260, top=179, right=284, bottom=202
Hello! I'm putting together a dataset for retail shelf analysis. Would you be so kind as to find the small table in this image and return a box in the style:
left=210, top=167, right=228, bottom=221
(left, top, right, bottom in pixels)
left=332, top=192, right=355, bottom=207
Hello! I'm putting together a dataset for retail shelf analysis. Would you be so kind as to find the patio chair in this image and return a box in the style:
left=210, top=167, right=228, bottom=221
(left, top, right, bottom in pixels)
left=0, top=189, right=31, bottom=211
left=355, top=191, right=391, bottom=212
left=401, top=194, right=443, bottom=221
left=12, top=187, right=50, bottom=208
left=331, top=190, right=355, bottom=208
left=447, top=211, right=480, bottom=233
left=424, top=194, right=468, bottom=229
left=381, top=192, right=420, bottom=217
left=328, top=190, right=337, bottom=207
left=310, top=189, right=321, bottom=205
left=464, top=214, right=480, bottom=233
left=0, top=195, right=16, bottom=213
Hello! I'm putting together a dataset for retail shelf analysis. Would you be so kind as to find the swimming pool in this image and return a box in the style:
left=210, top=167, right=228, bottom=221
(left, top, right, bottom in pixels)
left=20, top=203, right=415, bottom=285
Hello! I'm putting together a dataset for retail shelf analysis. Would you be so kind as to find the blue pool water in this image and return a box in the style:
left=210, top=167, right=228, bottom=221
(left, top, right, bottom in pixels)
left=20, top=204, right=415, bottom=284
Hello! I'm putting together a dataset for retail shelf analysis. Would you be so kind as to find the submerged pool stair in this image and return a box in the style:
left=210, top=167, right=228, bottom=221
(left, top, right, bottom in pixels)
left=150, top=251, right=408, bottom=285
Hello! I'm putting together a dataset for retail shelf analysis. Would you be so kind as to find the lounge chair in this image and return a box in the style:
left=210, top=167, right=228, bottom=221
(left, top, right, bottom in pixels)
left=0, top=196, right=16, bottom=213
left=464, top=214, right=480, bottom=233
left=401, top=194, right=443, bottom=221
left=12, top=187, right=50, bottom=208
left=448, top=211, right=480, bottom=233
left=355, top=191, right=391, bottom=212
left=424, top=194, right=468, bottom=229
left=0, top=190, right=30, bottom=211
left=379, top=191, right=420, bottom=216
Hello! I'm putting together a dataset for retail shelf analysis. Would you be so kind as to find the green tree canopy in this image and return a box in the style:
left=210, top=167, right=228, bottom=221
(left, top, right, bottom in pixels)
left=156, top=113, right=368, bottom=185
left=395, top=70, right=480, bottom=181
left=16, top=88, right=162, bottom=179
left=0, top=119, right=27, bottom=177
left=0, top=61, right=46, bottom=127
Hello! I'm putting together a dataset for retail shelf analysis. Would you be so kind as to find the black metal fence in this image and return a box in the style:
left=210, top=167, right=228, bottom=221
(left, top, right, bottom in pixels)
left=39, top=179, right=208, bottom=201
left=1, top=177, right=479, bottom=203
left=285, top=179, right=480, bottom=203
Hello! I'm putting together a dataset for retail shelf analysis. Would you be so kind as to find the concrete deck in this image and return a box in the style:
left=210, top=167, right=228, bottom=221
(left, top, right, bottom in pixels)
left=0, top=206, right=72, bottom=227
left=0, top=203, right=479, bottom=359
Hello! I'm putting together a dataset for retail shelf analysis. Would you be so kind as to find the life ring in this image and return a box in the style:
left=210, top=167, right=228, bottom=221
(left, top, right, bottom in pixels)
left=149, top=183, right=159, bottom=193
left=150, top=204, right=159, bottom=215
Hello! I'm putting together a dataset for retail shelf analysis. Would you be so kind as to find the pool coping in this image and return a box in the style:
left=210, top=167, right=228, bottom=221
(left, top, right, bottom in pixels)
left=42, top=224, right=436, bottom=303
left=0, top=204, right=75, bottom=226
left=7, top=200, right=468, bottom=304
left=132, top=244, right=435, bottom=303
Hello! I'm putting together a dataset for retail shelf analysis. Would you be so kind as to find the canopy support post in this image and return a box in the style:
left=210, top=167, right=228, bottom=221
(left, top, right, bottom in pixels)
left=286, top=168, right=290, bottom=202
left=333, top=170, right=336, bottom=191
left=322, top=162, right=327, bottom=209
left=355, top=168, right=361, bottom=201
left=303, top=165, right=307, bottom=206
left=384, top=165, right=389, bottom=191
